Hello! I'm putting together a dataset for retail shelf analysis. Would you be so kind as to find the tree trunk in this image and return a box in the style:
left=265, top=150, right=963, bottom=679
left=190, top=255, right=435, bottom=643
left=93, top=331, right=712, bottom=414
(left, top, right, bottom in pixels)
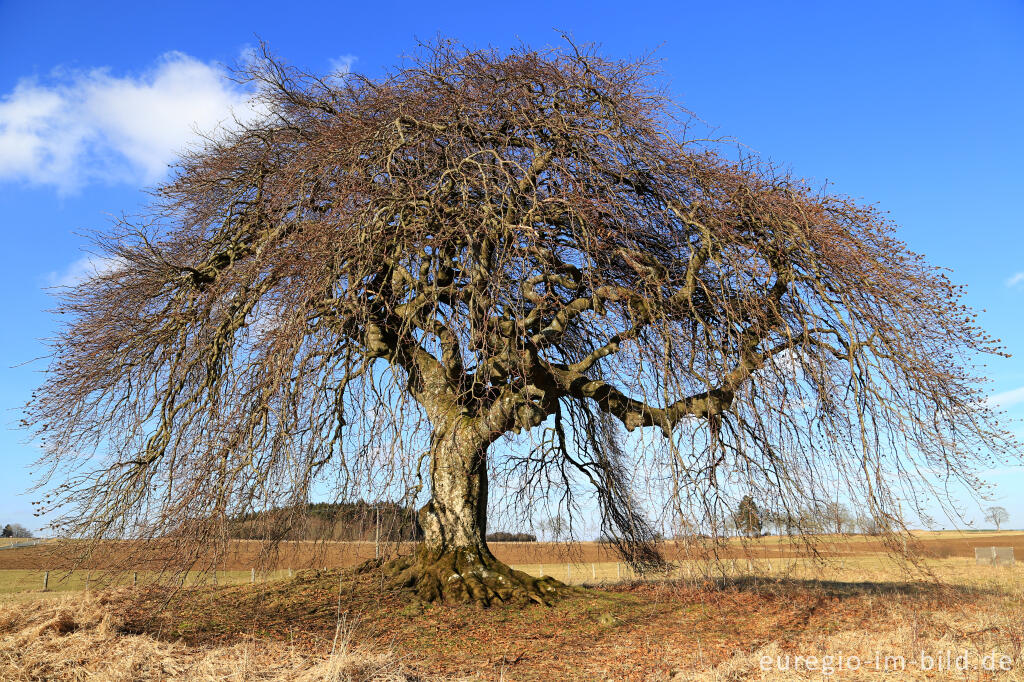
left=417, top=423, right=490, bottom=552
left=373, top=419, right=563, bottom=605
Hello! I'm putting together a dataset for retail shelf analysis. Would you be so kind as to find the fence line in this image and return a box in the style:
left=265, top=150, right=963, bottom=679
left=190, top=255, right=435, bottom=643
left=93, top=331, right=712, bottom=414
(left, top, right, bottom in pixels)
left=16, top=555, right=1015, bottom=593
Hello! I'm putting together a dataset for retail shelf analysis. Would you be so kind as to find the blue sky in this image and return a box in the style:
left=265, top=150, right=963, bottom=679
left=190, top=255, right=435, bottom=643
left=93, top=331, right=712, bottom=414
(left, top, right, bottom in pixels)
left=1, top=1, right=1022, bottom=532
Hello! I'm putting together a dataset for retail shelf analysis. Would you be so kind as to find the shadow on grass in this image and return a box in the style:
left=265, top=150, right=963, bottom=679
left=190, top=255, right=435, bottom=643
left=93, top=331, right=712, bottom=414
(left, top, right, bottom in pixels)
left=593, top=572, right=1008, bottom=602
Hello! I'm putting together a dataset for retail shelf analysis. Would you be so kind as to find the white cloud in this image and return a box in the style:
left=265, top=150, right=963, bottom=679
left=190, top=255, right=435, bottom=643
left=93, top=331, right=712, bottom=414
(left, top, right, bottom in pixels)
left=0, top=52, right=262, bottom=192
left=47, top=255, right=126, bottom=288
left=1006, top=272, right=1024, bottom=288
left=328, top=55, right=357, bottom=77
left=988, top=386, right=1024, bottom=410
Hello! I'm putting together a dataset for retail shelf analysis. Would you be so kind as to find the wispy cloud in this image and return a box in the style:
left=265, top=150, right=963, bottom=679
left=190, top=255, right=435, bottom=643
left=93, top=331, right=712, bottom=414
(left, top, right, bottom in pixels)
left=47, top=255, right=126, bottom=288
left=988, top=386, right=1024, bottom=410
left=328, top=55, right=358, bottom=76
left=1006, top=272, right=1024, bottom=288
left=0, top=52, right=262, bottom=193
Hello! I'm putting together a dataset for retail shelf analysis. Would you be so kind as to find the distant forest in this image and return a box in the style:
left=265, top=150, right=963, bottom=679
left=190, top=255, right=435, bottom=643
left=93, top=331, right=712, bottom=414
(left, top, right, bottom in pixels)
left=227, top=502, right=537, bottom=543
left=229, top=501, right=421, bottom=542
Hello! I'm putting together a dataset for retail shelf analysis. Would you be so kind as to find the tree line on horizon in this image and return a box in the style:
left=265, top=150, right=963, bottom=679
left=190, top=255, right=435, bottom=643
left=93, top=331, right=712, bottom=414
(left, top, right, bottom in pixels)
left=719, top=498, right=892, bottom=538
left=223, top=499, right=1015, bottom=545
left=724, top=499, right=1015, bottom=538
left=1, top=523, right=34, bottom=539
left=228, top=501, right=544, bottom=543
left=227, top=501, right=422, bottom=542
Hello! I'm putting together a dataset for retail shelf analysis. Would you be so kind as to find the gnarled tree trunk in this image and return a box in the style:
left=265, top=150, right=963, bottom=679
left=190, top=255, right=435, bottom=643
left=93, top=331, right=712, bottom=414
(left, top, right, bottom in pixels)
left=418, top=421, right=490, bottom=552
left=379, top=419, right=563, bottom=605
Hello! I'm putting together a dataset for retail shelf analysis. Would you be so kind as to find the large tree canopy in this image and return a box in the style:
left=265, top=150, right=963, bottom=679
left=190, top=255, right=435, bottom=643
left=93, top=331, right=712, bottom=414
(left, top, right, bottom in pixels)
left=27, top=40, right=1016, bottom=604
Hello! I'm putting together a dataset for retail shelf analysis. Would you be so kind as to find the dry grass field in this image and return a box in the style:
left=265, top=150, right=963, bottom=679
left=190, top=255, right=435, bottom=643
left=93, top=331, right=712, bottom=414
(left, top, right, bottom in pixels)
left=3, top=531, right=1024, bottom=679
left=4, top=529, right=1021, bottom=571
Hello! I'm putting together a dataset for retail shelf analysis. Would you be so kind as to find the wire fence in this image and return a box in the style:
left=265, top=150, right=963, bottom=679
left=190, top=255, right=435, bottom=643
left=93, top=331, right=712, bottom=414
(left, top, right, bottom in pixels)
left=3, top=554, right=1020, bottom=596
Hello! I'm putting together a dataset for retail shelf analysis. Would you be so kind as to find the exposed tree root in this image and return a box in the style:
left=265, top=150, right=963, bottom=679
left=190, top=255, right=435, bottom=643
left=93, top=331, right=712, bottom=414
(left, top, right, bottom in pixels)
left=361, top=546, right=566, bottom=607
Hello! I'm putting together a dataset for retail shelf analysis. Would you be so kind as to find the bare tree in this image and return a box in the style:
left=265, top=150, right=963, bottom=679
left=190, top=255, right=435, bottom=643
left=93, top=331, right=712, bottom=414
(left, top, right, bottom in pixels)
left=25, top=40, right=1017, bottom=605
left=823, top=502, right=853, bottom=535
left=985, top=506, right=1009, bottom=531
left=541, top=515, right=568, bottom=543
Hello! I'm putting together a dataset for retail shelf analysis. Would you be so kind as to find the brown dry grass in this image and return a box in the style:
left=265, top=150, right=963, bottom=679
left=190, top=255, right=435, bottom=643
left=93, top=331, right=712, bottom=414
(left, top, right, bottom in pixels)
left=4, top=569, right=1024, bottom=679
left=72, top=562, right=1017, bottom=680
left=5, top=538, right=1024, bottom=679
left=692, top=608, right=1024, bottom=680
left=0, top=591, right=413, bottom=681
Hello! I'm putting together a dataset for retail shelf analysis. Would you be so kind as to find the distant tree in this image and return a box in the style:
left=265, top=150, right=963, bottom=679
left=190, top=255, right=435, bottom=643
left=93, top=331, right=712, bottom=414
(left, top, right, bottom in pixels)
left=985, top=506, right=1009, bottom=531
left=823, top=502, right=853, bottom=535
left=3, top=524, right=33, bottom=539
left=765, top=509, right=799, bottom=535
left=734, top=496, right=762, bottom=537
left=25, top=39, right=1019, bottom=606
left=542, top=516, right=568, bottom=543
left=757, top=510, right=777, bottom=535
left=668, top=515, right=697, bottom=540
left=789, top=506, right=819, bottom=534
left=856, top=515, right=890, bottom=536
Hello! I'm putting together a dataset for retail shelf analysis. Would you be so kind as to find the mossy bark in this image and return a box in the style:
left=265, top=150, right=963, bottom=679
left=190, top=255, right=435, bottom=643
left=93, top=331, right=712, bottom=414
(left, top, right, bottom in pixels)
left=380, top=420, right=564, bottom=605
left=381, top=544, right=563, bottom=605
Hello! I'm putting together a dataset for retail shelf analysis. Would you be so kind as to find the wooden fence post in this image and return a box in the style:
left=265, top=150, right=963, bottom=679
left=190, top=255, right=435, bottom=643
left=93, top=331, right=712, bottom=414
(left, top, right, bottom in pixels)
left=250, top=568, right=255, bottom=584
left=43, top=571, right=49, bottom=591
left=133, top=572, right=138, bottom=587
left=374, top=505, right=380, bottom=560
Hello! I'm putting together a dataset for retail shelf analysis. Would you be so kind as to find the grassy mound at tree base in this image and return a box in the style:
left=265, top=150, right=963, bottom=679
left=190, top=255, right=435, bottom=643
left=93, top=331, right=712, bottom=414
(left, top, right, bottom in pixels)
left=6, top=562, right=1024, bottom=680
